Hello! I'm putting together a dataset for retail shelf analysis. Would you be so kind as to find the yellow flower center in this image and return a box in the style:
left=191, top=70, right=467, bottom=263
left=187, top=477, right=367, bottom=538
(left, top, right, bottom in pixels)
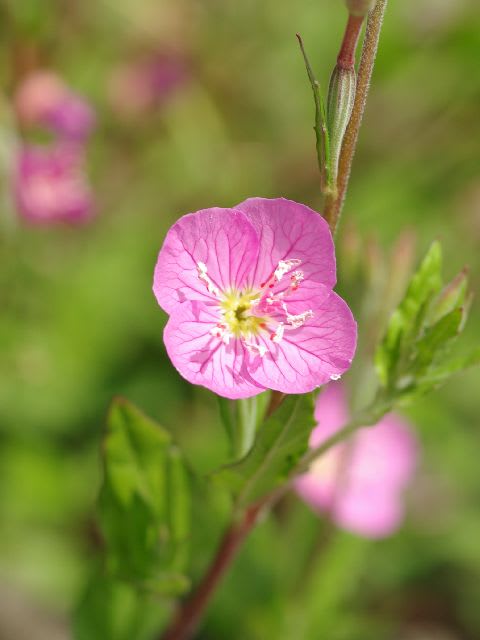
left=220, top=290, right=267, bottom=337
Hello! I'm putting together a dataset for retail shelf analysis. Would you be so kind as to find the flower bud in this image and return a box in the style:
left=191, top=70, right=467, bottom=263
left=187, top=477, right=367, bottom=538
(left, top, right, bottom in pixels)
left=345, top=0, right=376, bottom=16
left=327, top=65, right=356, bottom=190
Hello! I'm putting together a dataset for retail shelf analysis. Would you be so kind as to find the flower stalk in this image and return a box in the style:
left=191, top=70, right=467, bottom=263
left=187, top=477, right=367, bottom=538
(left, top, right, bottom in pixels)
left=160, top=502, right=265, bottom=640
left=324, top=0, right=388, bottom=233
left=158, top=3, right=390, bottom=637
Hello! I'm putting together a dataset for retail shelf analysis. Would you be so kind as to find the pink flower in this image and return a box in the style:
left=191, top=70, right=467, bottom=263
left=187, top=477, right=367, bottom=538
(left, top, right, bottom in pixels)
left=295, top=383, right=418, bottom=538
left=153, top=198, right=357, bottom=399
left=14, top=144, right=94, bottom=224
left=15, top=71, right=96, bottom=141
left=108, top=53, right=189, bottom=119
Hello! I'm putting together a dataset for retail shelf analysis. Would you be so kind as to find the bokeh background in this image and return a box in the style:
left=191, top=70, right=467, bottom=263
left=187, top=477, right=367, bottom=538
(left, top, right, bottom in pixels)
left=1, top=0, right=480, bottom=638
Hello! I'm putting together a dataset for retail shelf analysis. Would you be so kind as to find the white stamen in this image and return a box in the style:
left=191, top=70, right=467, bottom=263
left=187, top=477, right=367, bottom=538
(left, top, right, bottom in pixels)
left=290, top=270, right=304, bottom=290
left=274, top=259, right=302, bottom=282
left=271, top=323, right=285, bottom=343
left=330, top=373, right=342, bottom=381
left=244, top=341, right=267, bottom=357
left=286, top=310, right=314, bottom=329
left=197, top=261, right=220, bottom=296
left=210, top=322, right=231, bottom=344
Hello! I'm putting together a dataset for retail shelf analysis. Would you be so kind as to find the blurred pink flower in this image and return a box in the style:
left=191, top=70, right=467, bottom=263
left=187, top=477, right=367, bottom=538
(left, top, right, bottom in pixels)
left=153, top=198, right=357, bottom=398
left=14, top=144, right=94, bottom=224
left=295, top=383, right=418, bottom=538
left=108, top=53, right=189, bottom=119
left=15, top=70, right=96, bottom=141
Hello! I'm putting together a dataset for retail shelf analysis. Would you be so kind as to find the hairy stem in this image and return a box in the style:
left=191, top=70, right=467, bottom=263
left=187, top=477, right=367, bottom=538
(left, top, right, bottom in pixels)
left=324, top=0, right=388, bottom=234
left=160, top=503, right=264, bottom=640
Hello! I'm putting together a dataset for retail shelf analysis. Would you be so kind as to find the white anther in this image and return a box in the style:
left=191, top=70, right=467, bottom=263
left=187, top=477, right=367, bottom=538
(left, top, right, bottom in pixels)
left=210, top=322, right=231, bottom=344
left=197, top=261, right=220, bottom=296
left=330, top=373, right=342, bottom=381
left=285, top=310, right=314, bottom=329
left=290, top=270, right=304, bottom=290
left=271, top=323, right=285, bottom=343
left=274, top=259, right=302, bottom=282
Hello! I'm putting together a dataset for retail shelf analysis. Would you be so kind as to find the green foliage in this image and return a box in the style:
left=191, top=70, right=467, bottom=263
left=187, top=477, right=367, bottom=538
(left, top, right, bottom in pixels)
left=216, top=394, right=316, bottom=507
left=99, top=398, right=190, bottom=595
left=217, top=392, right=271, bottom=461
left=297, top=35, right=333, bottom=194
left=375, top=243, right=478, bottom=403
left=73, top=572, right=167, bottom=640
left=1, top=1, right=480, bottom=638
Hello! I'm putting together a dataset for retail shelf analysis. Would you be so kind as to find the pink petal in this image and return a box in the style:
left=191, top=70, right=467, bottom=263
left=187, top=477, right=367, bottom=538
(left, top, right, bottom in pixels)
left=311, top=382, right=350, bottom=446
left=294, top=454, right=340, bottom=511
left=163, top=300, right=265, bottom=399
left=235, top=197, right=336, bottom=289
left=294, top=382, right=418, bottom=539
left=349, top=415, right=418, bottom=490
left=332, top=485, right=405, bottom=539
left=247, top=286, right=357, bottom=394
left=153, top=208, right=259, bottom=314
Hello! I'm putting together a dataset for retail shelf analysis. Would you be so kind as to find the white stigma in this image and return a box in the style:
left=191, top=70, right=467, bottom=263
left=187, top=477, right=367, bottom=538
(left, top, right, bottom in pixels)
left=197, top=261, right=220, bottom=296
left=330, top=373, right=342, bottom=381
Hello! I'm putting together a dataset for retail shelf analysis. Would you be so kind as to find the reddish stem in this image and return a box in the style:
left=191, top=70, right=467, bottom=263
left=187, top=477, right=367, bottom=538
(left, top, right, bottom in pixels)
left=337, top=13, right=365, bottom=69
left=161, top=503, right=264, bottom=640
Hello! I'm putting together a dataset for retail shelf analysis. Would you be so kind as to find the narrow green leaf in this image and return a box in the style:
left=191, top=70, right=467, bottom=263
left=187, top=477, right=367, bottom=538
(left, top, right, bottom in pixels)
left=99, top=398, right=190, bottom=595
left=411, top=307, right=463, bottom=376
left=421, top=346, right=480, bottom=388
left=428, top=268, right=468, bottom=324
left=297, top=34, right=332, bottom=194
left=215, top=394, right=316, bottom=507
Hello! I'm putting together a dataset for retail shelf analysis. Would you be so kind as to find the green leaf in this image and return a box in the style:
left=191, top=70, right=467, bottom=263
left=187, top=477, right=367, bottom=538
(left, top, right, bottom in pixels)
left=215, top=394, right=316, bottom=507
left=375, top=242, right=443, bottom=388
left=410, top=307, right=463, bottom=377
left=416, top=346, right=480, bottom=392
left=99, top=398, right=190, bottom=595
left=297, top=34, right=333, bottom=194
left=375, top=242, right=478, bottom=405
left=428, top=268, right=468, bottom=324
left=73, top=571, right=168, bottom=640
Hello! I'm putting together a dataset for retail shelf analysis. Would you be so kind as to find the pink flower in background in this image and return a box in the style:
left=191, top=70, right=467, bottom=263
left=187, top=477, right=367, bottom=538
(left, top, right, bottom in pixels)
left=15, top=70, right=96, bottom=141
left=108, top=53, right=189, bottom=119
left=295, top=383, right=418, bottom=538
left=153, top=198, right=357, bottom=398
left=14, top=144, right=94, bottom=224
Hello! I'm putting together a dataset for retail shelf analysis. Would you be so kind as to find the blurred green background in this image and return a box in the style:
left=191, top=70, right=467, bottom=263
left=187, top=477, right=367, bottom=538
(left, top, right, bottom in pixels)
left=1, top=0, right=480, bottom=638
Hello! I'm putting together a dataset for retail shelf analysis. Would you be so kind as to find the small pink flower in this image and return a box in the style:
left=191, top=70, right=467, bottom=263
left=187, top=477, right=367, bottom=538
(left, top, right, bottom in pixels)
left=108, top=53, right=189, bottom=119
left=153, top=198, right=357, bottom=398
left=295, top=383, right=418, bottom=538
left=15, top=70, right=96, bottom=141
left=14, top=144, right=94, bottom=224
